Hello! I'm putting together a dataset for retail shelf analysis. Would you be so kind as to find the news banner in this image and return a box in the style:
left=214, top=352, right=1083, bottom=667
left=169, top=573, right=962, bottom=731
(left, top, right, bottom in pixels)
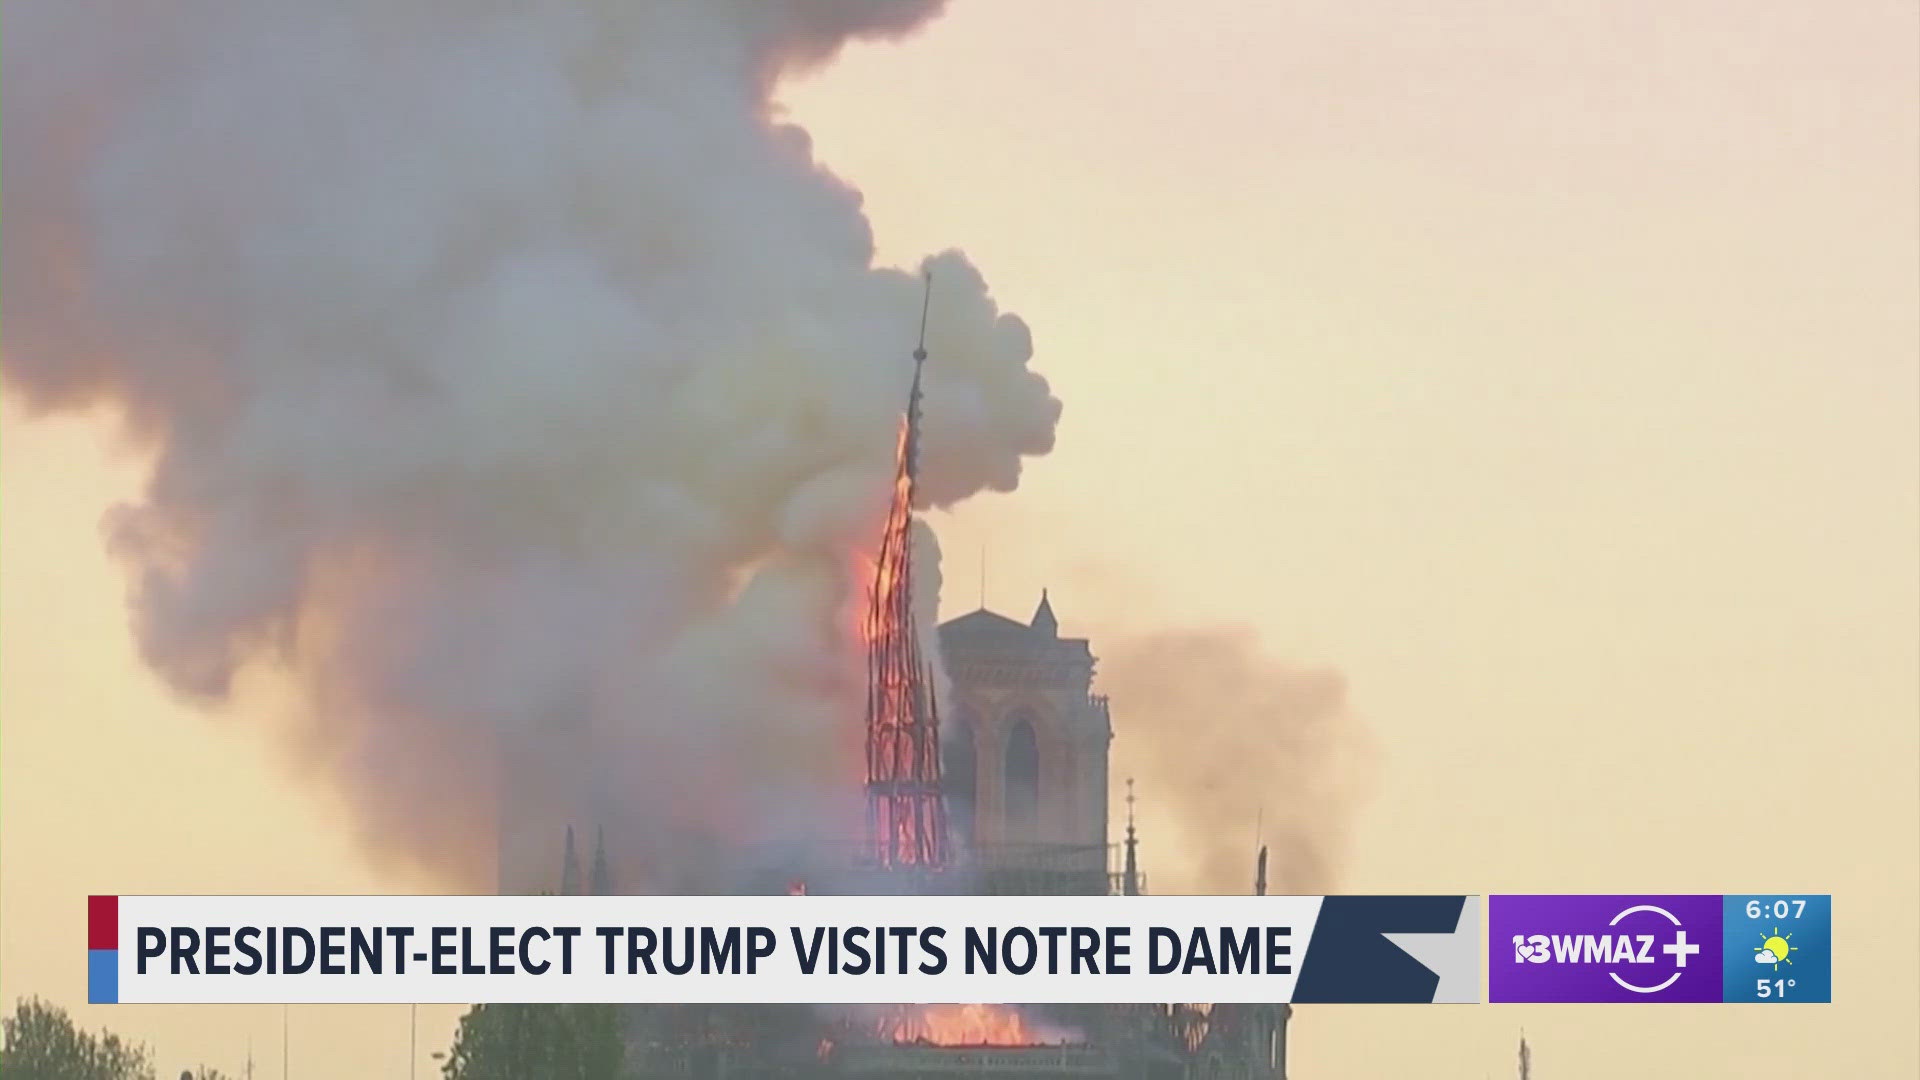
left=86, top=893, right=1831, bottom=1005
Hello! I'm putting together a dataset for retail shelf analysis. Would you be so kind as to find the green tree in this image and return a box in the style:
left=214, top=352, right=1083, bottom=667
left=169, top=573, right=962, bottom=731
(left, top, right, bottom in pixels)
left=0, top=997, right=156, bottom=1080
left=440, top=1004, right=623, bottom=1080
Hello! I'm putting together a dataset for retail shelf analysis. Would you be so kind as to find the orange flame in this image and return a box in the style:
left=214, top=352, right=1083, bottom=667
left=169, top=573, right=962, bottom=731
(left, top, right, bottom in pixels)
left=861, top=421, right=915, bottom=645
left=875, top=1005, right=1082, bottom=1048
left=861, top=417, right=949, bottom=868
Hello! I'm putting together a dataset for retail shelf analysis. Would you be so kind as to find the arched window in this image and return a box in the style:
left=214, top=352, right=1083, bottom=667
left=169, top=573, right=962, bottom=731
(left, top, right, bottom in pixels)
left=1004, top=715, right=1039, bottom=842
left=943, top=704, right=979, bottom=845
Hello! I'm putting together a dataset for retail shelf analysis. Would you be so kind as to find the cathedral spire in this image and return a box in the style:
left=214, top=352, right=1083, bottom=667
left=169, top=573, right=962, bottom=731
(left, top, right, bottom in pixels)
left=559, top=826, right=581, bottom=896
left=589, top=824, right=612, bottom=896
left=906, top=268, right=931, bottom=485
left=862, top=269, right=949, bottom=870
left=1030, top=589, right=1057, bottom=636
left=1122, top=778, right=1140, bottom=896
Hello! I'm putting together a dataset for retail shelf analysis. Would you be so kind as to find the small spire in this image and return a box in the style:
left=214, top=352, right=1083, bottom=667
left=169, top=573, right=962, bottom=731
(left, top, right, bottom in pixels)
left=1122, top=778, right=1140, bottom=896
left=913, top=268, right=932, bottom=363
left=589, top=824, right=612, bottom=896
left=905, top=270, right=932, bottom=483
left=1030, top=589, right=1057, bottom=636
left=559, top=826, right=581, bottom=896
left=1254, top=808, right=1268, bottom=895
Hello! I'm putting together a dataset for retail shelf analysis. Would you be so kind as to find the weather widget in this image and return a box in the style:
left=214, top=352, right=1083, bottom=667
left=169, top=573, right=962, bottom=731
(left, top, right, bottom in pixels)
left=1721, top=895, right=1830, bottom=1003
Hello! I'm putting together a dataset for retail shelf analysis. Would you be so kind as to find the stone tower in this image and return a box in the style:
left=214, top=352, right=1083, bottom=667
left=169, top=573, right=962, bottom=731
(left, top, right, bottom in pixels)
left=937, top=591, right=1112, bottom=892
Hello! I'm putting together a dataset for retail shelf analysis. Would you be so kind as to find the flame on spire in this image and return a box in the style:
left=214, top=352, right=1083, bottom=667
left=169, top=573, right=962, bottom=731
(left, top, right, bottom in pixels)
left=862, top=271, right=949, bottom=870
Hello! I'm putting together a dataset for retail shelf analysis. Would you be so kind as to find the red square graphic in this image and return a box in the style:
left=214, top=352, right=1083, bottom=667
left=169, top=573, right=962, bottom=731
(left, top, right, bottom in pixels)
left=88, top=895, right=118, bottom=951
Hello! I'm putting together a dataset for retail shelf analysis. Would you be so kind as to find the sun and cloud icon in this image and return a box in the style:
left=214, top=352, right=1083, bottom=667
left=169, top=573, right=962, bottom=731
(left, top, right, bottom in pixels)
left=1753, top=927, right=1797, bottom=970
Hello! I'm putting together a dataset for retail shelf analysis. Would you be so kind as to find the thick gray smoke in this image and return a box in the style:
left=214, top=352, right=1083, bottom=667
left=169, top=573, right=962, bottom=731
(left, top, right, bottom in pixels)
left=2, top=0, right=1059, bottom=889
left=1100, top=629, right=1375, bottom=894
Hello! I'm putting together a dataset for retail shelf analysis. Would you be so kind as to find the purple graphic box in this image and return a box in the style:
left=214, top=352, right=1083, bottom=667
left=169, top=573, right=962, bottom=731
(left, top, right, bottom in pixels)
left=1490, top=895, right=1724, bottom=1002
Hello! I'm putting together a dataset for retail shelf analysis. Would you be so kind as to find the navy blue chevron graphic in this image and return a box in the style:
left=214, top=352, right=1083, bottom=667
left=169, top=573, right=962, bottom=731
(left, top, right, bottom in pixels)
left=1292, top=895, right=1469, bottom=1003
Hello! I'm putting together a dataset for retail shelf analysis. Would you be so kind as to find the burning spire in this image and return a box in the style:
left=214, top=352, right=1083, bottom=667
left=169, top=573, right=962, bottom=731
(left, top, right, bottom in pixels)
left=1122, top=778, right=1141, bottom=895
left=862, top=271, right=950, bottom=870
left=1518, top=1030, right=1532, bottom=1080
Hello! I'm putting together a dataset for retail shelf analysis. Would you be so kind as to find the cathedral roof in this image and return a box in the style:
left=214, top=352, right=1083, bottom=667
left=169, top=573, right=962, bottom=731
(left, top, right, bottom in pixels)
left=938, top=595, right=1093, bottom=664
left=937, top=607, right=1034, bottom=640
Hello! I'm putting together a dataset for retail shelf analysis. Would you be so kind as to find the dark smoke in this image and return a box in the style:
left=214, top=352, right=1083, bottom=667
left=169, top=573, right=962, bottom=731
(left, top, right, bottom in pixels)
left=2, top=0, right=1060, bottom=889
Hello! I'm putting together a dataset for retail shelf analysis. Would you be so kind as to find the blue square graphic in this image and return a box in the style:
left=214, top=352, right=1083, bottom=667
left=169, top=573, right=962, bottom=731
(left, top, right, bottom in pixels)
left=1721, top=895, right=1830, bottom=1002
left=87, top=949, right=119, bottom=1004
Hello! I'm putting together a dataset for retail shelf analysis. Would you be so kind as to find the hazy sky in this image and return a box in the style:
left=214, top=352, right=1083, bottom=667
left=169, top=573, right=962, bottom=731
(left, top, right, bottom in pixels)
left=5, top=1, right=1916, bottom=1077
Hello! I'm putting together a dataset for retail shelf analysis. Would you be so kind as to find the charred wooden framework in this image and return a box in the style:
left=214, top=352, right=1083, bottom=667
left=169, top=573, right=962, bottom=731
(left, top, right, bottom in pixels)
left=862, top=272, right=950, bottom=870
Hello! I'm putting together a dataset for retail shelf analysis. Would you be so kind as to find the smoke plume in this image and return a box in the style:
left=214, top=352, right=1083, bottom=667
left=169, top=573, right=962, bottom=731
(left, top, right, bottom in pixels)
left=1100, top=629, right=1374, bottom=894
left=2, top=0, right=1060, bottom=889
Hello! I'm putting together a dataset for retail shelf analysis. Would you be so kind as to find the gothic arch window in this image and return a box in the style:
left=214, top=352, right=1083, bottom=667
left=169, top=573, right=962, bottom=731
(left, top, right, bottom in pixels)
left=1004, top=713, right=1039, bottom=842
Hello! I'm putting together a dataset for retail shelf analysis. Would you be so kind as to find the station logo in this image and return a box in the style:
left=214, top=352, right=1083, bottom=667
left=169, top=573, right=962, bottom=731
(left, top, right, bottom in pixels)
left=1488, top=895, right=1724, bottom=1002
